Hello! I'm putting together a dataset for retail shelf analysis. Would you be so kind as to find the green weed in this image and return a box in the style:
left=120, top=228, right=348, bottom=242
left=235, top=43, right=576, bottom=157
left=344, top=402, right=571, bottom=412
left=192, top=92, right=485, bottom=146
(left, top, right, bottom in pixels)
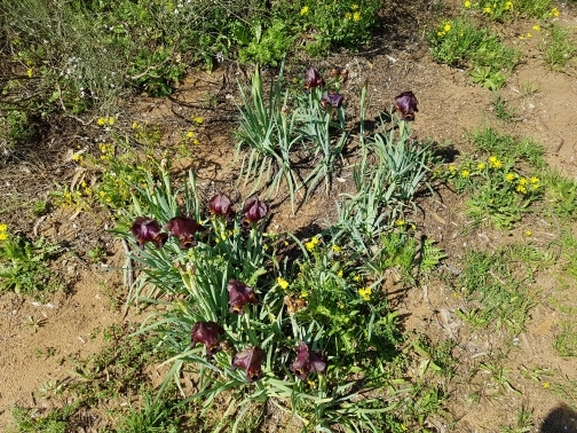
left=0, top=228, right=65, bottom=297
left=429, top=16, right=521, bottom=89
left=471, top=126, right=545, bottom=168
left=553, top=320, right=577, bottom=357
left=454, top=248, right=536, bottom=333
left=492, top=93, right=517, bottom=121
left=543, top=170, right=577, bottom=221
left=540, top=24, right=577, bottom=72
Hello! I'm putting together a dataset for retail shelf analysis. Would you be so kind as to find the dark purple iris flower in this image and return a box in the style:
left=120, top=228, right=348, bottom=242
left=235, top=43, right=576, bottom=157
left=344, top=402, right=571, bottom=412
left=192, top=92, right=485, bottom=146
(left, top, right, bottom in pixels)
left=130, top=216, right=168, bottom=248
left=291, top=341, right=327, bottom=380
left=304, top=67, right=325, bottom=90
left=328, top=66, right=348, bottom=84
left=227, top=280, right=258, bottom=314
left=209, top=192, right=233, bottom=217
left=232, top=346, right=266, bottom=382
left=320, top=91, right=344, bottom=110
left=191, top=321, right=225, bottom=357
left=394, top=91, right=419, bottom=121
left=242, top=197, right=269, bottom=224
left=166, top=216, right=204, bottom=249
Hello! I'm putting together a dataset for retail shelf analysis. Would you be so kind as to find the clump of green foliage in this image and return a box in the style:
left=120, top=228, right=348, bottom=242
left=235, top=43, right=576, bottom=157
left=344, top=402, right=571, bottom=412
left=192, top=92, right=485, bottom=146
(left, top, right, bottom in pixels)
left=429, top=16, right=521, bottom=89
left=0, top=225, right=64, bottom=297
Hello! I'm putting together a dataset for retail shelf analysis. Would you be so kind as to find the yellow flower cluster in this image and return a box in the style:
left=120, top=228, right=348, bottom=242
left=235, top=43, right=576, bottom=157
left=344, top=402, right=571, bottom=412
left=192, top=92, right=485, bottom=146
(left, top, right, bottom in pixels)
left=96, top=117, right=115, bottom=126
left=358, top=286, right=372, bottom=301
left=0, top=223, right=8, bottom=242
left=305, top=236, right=320, bottom=252
left=277, top=276, right=290, bottom=290
left=550, top=7, right=559, bottom=17
left=437, top=20, right=452, bottom=37
left=300, top=5, right=309, bottom=15
left=345, top=4, right=361, bottom=21
left=488, top=155, right=502, bottom=169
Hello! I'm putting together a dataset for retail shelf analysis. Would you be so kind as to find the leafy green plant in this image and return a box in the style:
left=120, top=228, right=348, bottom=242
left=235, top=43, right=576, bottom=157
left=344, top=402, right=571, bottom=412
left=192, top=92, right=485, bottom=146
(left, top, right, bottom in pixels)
left=492, top=93, right=517, bottom=121
left=540, top=24, right=577, bottom=72
left=471, top=126, right=545, bottom=169
left=453, top=248, right=535, bottom=333
left=553, top=320, right=577, bottom=357
left=0, top=227, right=64, bottom=297
left=429, top=16, right=521, bottom=89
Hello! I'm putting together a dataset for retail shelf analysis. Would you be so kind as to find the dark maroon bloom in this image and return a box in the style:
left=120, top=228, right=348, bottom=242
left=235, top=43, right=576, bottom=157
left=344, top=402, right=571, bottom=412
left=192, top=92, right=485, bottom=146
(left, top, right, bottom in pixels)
left=231, top=346, right=266, bottom=382
left=227, top=280, right=258, bottom=314
left=209, top=192, right=233, bottom=217
left=320, top=91, right=344, bottom=110
left=130, top=216, right=168, bottom=248
left=394, top=91, right=419, bottom=121
left=291, top=341, right=327, bottom=380
left=328, top=66, right=348, bottom=84
left=166, top=216, right=204, bottom=249
left=242, top=197, right=269, bottom=223
left=191, top=321, right=225, bottom=357
left=304, top=67, right=325, bottom=90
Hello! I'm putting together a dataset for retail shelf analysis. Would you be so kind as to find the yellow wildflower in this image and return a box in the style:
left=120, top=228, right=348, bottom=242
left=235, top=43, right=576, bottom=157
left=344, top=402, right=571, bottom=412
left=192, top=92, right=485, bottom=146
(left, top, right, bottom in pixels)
left=504, top=1, right=512, bottom=10
left=526, top=33, right=532, bottom=38
left=305, top=237, right=319, bottom=252
left=345, top=12, right=352, bottom=20
left=464, top=0, right=471, bottom=7
left=358, top=287, right=372, bottom=301
left=505, top=172, right=516, bottom=182
left=483, top=6, right=491, bottom=14
left=351, top=4, right=359, bottom=10
left=108, top=117, right=115, bottom=125
left=186, top=131, right=195, bottom=139
left=542, top=381, right=550, bottom=388
left=489, top=156, right=502, bottom=169
left=71, top=153, right=82, bottom=162
left=332, top=244, right=342, bottom=253
left=443, top=23, right=452, bottom=33
left=516, top=184, right=528, bottom=194
left=353, top=11, right=361, bottom=21
left=530, top=176, right=540, bottom=184
left=353, top=275, right=362, bottom=282
left=448, top=164, right=457, bottom=174
left=96, top=117, right=107, bottom=126
left=337, top=270, right=343, bottom=278
left=525, top=230, right=532, bottom=237
left=0, top=224, right=7, bottom=241
left=26, top=68, right=33, bottom=78
left=461, top=169, right=470, bottom=178
left=191, top=116, right=204, bottom=124
left=395, top=219, right=405, bottom=227
left=533, top=25, right=540, bottom=31
left=300, top=5, right=309, bottom=15
left=550, top=8, right=559, bottom=17
left=477, top=162, right=486, bottom=171
left=277, top=277, right=289, bottom=290
left=132, top=121, right=139, bottom=129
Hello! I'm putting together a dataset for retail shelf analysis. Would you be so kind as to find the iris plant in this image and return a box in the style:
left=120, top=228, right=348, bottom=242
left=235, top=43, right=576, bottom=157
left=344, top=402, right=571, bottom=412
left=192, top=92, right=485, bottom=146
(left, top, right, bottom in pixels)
left=130, top=216, right=168, bottom=248
left=304, top=66, right=324, bottom=90
left=232, top=346, right=265, bottom=382
left=395, top=91, right=419, bottom=121
left=166, top=216, right=204, bottom=248
left=209, top=192, right=233, bottom=218
left=321, top=91, right=344, bottom=110
left=291, top=341, right=327, bottom=379
left=242, top=197, right=269, bottom=223
left=191, top=321, right=225, bottom=357
left=227, top=280, right=258, bottom=314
